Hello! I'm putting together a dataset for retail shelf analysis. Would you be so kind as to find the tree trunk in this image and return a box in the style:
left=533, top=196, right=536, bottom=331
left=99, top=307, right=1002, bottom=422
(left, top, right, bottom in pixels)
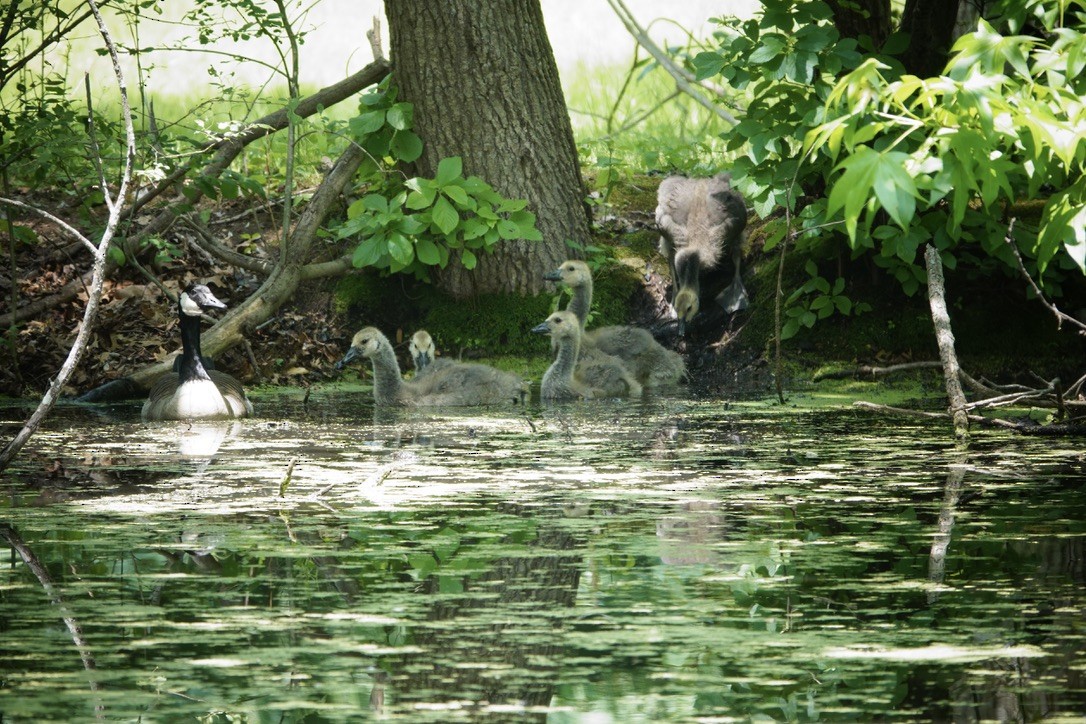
left=825, top=0, right=892, bottom=50
left=385, top=0, right=590, bottom=298
left=899, top=0, right=961, bottom=77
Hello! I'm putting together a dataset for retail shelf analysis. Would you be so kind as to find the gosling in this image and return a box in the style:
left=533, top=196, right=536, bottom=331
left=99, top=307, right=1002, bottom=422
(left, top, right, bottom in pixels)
left=408, top=330, right=455, bottom=378
left=339, top=327, right=528, bottom=406
left=142, top=283, right=253, bottom=421
left=544, top=260, right=684, bottom=388
left=532, top=310, right=638, bottom=401
left=656, top=173, right=748, bottom=334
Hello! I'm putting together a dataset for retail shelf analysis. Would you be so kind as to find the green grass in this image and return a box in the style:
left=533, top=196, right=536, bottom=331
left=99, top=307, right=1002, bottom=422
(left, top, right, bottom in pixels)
left=563, top=61, right=738, bottom=175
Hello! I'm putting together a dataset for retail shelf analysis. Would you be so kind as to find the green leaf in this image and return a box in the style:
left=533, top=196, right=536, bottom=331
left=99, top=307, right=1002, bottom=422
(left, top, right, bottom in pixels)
left=387, top=232, right=414, bottom=266
left=442, top=184, right=472, bottom=207
left=386, top=102, right=412, bottom=130
left=431, top=195, right=459, bottom=235
left=871, top=151, right=917, bottom=228
left=390, top=130, right=423, bottom=162
left=692, top=51, right=726, bottom=79
left=362, top=194, right=388, bottom=213
left=406, top=186, right=437, bottom=210
left=749, top=34, right=786, bottom=64
left=416, top=237, right=440, bottom=265
left=435, top=156, right=463, bottom=186
left=352, top=237, right=383, bottom=268
left=350, top=110, right=386, bottom=136
left=461, top=249, right=477, bottom=270
left=496, top=219, right=520, bottom=240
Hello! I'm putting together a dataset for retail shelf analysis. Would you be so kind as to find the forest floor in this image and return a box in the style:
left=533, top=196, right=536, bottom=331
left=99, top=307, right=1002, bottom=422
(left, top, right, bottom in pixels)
left=2, top=181, right=1084, bottom=404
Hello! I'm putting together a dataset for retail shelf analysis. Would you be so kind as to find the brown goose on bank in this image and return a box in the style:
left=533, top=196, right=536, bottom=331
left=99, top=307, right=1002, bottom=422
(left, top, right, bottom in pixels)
left=142, top=283, right=253, bottom=421
left=544, top=260, right=684, bottom=389
left=338, top=327, right=528, bottom=406
left=655, top=173, right=748, bottom=334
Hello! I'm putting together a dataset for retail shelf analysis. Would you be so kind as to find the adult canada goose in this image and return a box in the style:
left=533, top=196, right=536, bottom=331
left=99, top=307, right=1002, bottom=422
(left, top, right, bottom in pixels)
left=142, top=283, right=253, bottom=421
left=544, top=260, right=684, bottom=389
left=339, top=327, right=528, bottom=406
left=408, top=330, right=454, bottom=378
left=656, top=173, right=748, bottom=334
left=532, top=310, right=638, bottom=400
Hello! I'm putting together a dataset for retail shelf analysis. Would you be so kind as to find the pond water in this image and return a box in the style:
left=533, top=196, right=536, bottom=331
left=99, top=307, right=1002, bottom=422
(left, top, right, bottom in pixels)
left=1, top=389, right=1084, bottom=722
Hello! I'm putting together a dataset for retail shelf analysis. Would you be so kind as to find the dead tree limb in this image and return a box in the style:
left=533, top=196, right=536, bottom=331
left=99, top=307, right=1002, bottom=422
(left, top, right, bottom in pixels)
left=0, top=59, right=390, bottom=331
left=925, top=244, right=970, bottom=442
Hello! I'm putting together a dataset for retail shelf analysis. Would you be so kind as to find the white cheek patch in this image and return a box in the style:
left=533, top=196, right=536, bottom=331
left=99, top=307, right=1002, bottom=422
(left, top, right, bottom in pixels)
left=180, top=292, right=203, bottom=316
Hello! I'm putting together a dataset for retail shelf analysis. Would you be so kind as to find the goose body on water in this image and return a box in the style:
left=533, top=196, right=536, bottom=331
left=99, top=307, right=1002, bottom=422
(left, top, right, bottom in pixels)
left=545, top=260, right=684, bottom=389
left=532, top=311, right=638, bottom=401
left=142, top=283, right=253, bottom=422
left=656, top=173, right=748, bottom=333
left=339, top=327, right=528, bottom=406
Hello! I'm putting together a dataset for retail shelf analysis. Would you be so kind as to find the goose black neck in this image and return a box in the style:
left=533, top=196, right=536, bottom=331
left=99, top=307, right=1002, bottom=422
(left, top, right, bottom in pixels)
left=177, top=311, right=212, bottom=383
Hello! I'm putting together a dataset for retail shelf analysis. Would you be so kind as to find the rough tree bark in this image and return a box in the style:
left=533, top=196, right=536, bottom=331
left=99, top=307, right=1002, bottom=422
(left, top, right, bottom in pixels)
left=825, top=0, right=963, bottom=76
left=385, top=0, right=591, bottom=298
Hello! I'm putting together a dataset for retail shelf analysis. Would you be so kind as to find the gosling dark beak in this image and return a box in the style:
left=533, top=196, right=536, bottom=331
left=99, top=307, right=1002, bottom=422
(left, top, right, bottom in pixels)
left=542, top=269, right=562, bottom=282
left=531, top=322, right=551, bottom=335
left=335, top=346, right=362, bottom=370
left=416, top=351, right=432, bottom=369
left=676, top=317, right=687, bottom=337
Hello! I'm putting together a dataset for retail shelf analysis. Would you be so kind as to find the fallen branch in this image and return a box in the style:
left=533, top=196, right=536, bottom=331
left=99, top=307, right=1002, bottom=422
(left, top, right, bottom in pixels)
left=853, top=401, right=1086, bottom=436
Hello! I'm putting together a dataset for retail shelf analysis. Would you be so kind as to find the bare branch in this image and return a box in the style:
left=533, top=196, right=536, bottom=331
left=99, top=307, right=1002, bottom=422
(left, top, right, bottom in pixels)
left=0, top=197, right=97, bottom=254
left=0, top=0, right=136, bottom=472
left=605, top=0, right=739, bottom=125
left=1004, top=217, right=1086, bottom=335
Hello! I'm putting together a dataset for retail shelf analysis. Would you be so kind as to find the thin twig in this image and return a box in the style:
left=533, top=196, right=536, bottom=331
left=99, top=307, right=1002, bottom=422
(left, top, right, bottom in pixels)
left=1004, top=217, right=1086, bottom=335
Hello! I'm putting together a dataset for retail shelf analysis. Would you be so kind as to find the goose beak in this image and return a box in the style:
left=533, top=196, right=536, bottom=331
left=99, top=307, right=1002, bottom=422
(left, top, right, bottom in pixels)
left=676, top=317, right=687, bottom=337
left=416, top=351, right=432, bottom=369
left=336, top=346, right=362, bottom=370
left=542, top=269, right=562, bottom=282
left=530, top=321, right=551, bottom=335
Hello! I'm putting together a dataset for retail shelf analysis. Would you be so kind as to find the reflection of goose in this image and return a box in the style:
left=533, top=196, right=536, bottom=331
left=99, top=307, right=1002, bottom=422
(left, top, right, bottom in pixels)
left=532, top=311, right=636, bottom=400
left=656, top=174, right=748, bottom=334
left=544, top=260, right=684, bottom=388
left=339, top=327, right=528, bottom=406
left=142, top=284, right=253, bottom=421
left=408, top=330, right=454, bottom=378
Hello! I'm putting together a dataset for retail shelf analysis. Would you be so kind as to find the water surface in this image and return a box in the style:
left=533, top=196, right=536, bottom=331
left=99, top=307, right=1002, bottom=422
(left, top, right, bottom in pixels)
left=2, top=391, right=1084, bottom=721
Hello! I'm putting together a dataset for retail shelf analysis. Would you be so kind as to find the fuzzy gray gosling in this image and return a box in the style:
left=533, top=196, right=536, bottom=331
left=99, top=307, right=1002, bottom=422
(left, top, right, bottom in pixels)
left=545, top=260, right=684, bottom=389
left=655, top=173, right=748, bottom=335
left=339, top=327, right=528, bottom=406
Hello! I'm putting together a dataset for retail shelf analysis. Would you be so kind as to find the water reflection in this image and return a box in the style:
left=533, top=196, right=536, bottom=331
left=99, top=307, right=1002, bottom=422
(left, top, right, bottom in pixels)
left=0, top=394, right=1084, bottom=720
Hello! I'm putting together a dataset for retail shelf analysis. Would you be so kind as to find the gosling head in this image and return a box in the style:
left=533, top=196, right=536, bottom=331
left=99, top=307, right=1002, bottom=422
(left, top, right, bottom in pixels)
left=409, top=330, right=436, bottom=370
left=336, top=327, right=386, bottom=369
left=179, top=283, right=227, bottom=317
left=531, top=310, right=581, bottom=342
left=673, top=287, right=699, bottom=337
left=543, top=260, right=591, bottom=289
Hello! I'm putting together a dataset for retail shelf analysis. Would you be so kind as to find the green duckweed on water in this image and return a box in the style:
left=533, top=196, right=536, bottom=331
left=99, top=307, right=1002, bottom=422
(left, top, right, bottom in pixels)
left=1, top=388, right=1084, bottom=722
